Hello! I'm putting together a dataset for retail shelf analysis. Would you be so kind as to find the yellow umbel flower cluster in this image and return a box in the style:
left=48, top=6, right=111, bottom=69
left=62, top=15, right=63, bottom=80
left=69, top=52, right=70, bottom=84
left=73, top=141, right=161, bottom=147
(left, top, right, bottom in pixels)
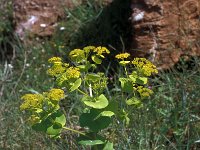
left=66, top=67, right=80, bottom=79
left=137, top=86, right=153, bottom=99
left=20, top=88, right=65, bottom=111
left=28, top=115, right=40, bottom=125
left=132, top=58, right=158, bottom=76
left=69, top=49, right=85, bottom=62
left=92, top=46, right=110, bottom=58
left=56, top=67, right=81, bottom=86
left=48, top=57, right=62, bottom=63
left=69, top=46, right=110, bottom=63
left=115, top=53, right=130, bottom=60
left=47, top=88, right=65, bottom=101
left=20, top=88, right=65, bottom=125
left=47, top=57, right=69, bottom=76
left=83, top=46, right=95, bottom=53
left=20, top=94, right=44, bottom=111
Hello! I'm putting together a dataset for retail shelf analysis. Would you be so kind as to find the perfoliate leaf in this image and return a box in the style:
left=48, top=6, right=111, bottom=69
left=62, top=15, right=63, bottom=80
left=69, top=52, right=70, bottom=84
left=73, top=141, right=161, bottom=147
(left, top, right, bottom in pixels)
left=82, top=94, right=108, bottom=109
left=101, top=111, right=114, bottom=117
left=77, top=132, right=106, bottom=146
left=79, top=109, right=111, bottom=132
left=69, top=78, right=82, bottom=92
left=46, top=123, right=62, bottom=136
left=32, top=111, right=66, bottom=136
left=77, top=63, right=92, bottom=72
left=119, top=78, right=133, bottom=93
left=104, top=100, right=118, bottom=114
left=77, top=65, right=86, bottom=71
left=92, top=55, right=102, bottom=64
left=136, top=77, right=148, bottom=85
left=126, top=97, right=141, bottom=106
left=129, top=75, right=137, bottom=83
left=86, top=73, right=101, bottom=82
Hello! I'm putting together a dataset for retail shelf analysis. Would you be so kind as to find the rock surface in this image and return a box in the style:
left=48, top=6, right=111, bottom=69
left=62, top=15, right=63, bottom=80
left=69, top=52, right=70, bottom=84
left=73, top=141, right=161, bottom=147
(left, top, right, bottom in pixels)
left=131, top=0, right=200, bottom=69
left=13, top=0, right=200, bottom=69
left=14, top=0, right=82, bottom=39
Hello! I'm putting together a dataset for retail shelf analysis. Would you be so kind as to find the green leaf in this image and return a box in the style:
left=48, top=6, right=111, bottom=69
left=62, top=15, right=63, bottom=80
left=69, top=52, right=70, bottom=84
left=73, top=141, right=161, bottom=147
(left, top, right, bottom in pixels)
left=69, top=49, right=85, bottom=63
left=53, top=111, right=66, bottom=127
left=79, top=109, right=111, bottom=132
left=104, top=100, right=118, bottom=114
left=129, top=75, right=137, bottom=83
left=86, top=73, right=100, bottom=82
left=119, top=78, right=133, bottom=93
left=118, top=109, right=130, bottom=126
left=101, top=111, right=114, bottom=117
left=69, top=78, right=82, bottom=92
left=119, top=61, right=130, bottom=66
left=82, top=94, right=108, bottom=109
left=77, top=132, right=105, bottom=146
left=103, top=141, right=114, bottom=150
left=32, top=111, right=66, bottom=136
left=46, top=123, right=62, bottom=136
left=77, top=65, right=86, bottom=71
left=136, top=77, right=148, bottom=85
left=92, top=55, right=102, bottom=64
left=77, top=63, right=92, bottom=72
left=79, top=140, right=104, bottom=146
left=126, top=97, right=141, bottom=106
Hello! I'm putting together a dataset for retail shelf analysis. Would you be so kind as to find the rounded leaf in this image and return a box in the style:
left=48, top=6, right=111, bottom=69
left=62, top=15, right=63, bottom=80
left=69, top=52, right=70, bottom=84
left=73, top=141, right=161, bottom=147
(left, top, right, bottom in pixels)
left=79, top=109, right=111, bottom=132
left=69, top=78, right=82, bottom=92
left=32, top=111, right=66, bottom=136
left=92, top=55, right=102, bottom=64
left=136, top=77, right=148, bottom=85
left=119, top=78, right=133, bottom=93
left=101, top=111, right=114, bottom=117
left=82, top=94, right=108, bottom=109
left=86, top=73, right=101, bottom=82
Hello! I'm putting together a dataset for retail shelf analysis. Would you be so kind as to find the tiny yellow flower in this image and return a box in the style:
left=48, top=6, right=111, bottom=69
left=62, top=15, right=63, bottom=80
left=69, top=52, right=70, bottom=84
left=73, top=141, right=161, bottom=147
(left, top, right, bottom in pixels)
left=132, top=58, right=158, bottom=76
left=48, top=57, right=62, bottom=64
left=69, top=49, right=85, bottom=62
left=47, top=88, right=65, bottom=101
left=115, top=53, right=130, bottom=60
left=92, top=46, right=110, bottom=58
left=83, top=46, right=95, bottom=54
left=47, top=64, right=66, bottom=76
left=137, top=86, right=153, bottom=98
left=28, top=115, right=40, bottom=125
left=66, top=67, right=81, bottom=79
left=20, top=94, right=44, bottom=110
left=47, top=57, right=69, bottom=76
left=56, top=67, right=81, bottom=86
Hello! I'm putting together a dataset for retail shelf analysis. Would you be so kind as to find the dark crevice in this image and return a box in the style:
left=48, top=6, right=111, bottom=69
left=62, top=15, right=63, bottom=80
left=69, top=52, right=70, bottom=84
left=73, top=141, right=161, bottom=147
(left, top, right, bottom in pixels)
left=70, top=0, right=132, bottom=55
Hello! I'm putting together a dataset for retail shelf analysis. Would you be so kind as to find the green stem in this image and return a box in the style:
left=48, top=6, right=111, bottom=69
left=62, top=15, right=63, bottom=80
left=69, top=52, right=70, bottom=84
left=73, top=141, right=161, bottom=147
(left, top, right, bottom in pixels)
left=62, top=126, right=86, bottom=136
left=124, top=66, right=128, bottom=77
left=77, top=88, right=88, bottom=96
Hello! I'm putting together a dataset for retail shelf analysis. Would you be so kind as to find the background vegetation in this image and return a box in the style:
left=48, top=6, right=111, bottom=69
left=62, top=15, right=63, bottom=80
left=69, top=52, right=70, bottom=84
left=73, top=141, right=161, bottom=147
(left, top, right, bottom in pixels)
left=0, top=0, right=200, bottom=149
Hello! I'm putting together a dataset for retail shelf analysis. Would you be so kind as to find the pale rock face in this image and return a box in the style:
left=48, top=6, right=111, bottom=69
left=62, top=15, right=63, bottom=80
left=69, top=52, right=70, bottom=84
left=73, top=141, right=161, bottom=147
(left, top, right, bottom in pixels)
left=14, top=0, right=82, bottom=39
left=131, top=0, right=200, bottom=69
left=13, top=0, right=113, bottom=39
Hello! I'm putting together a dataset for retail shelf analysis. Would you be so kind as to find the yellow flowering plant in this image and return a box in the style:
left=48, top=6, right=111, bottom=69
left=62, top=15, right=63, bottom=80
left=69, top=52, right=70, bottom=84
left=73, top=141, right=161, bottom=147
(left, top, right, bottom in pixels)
left=20, top=47, right=158, bottom=149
